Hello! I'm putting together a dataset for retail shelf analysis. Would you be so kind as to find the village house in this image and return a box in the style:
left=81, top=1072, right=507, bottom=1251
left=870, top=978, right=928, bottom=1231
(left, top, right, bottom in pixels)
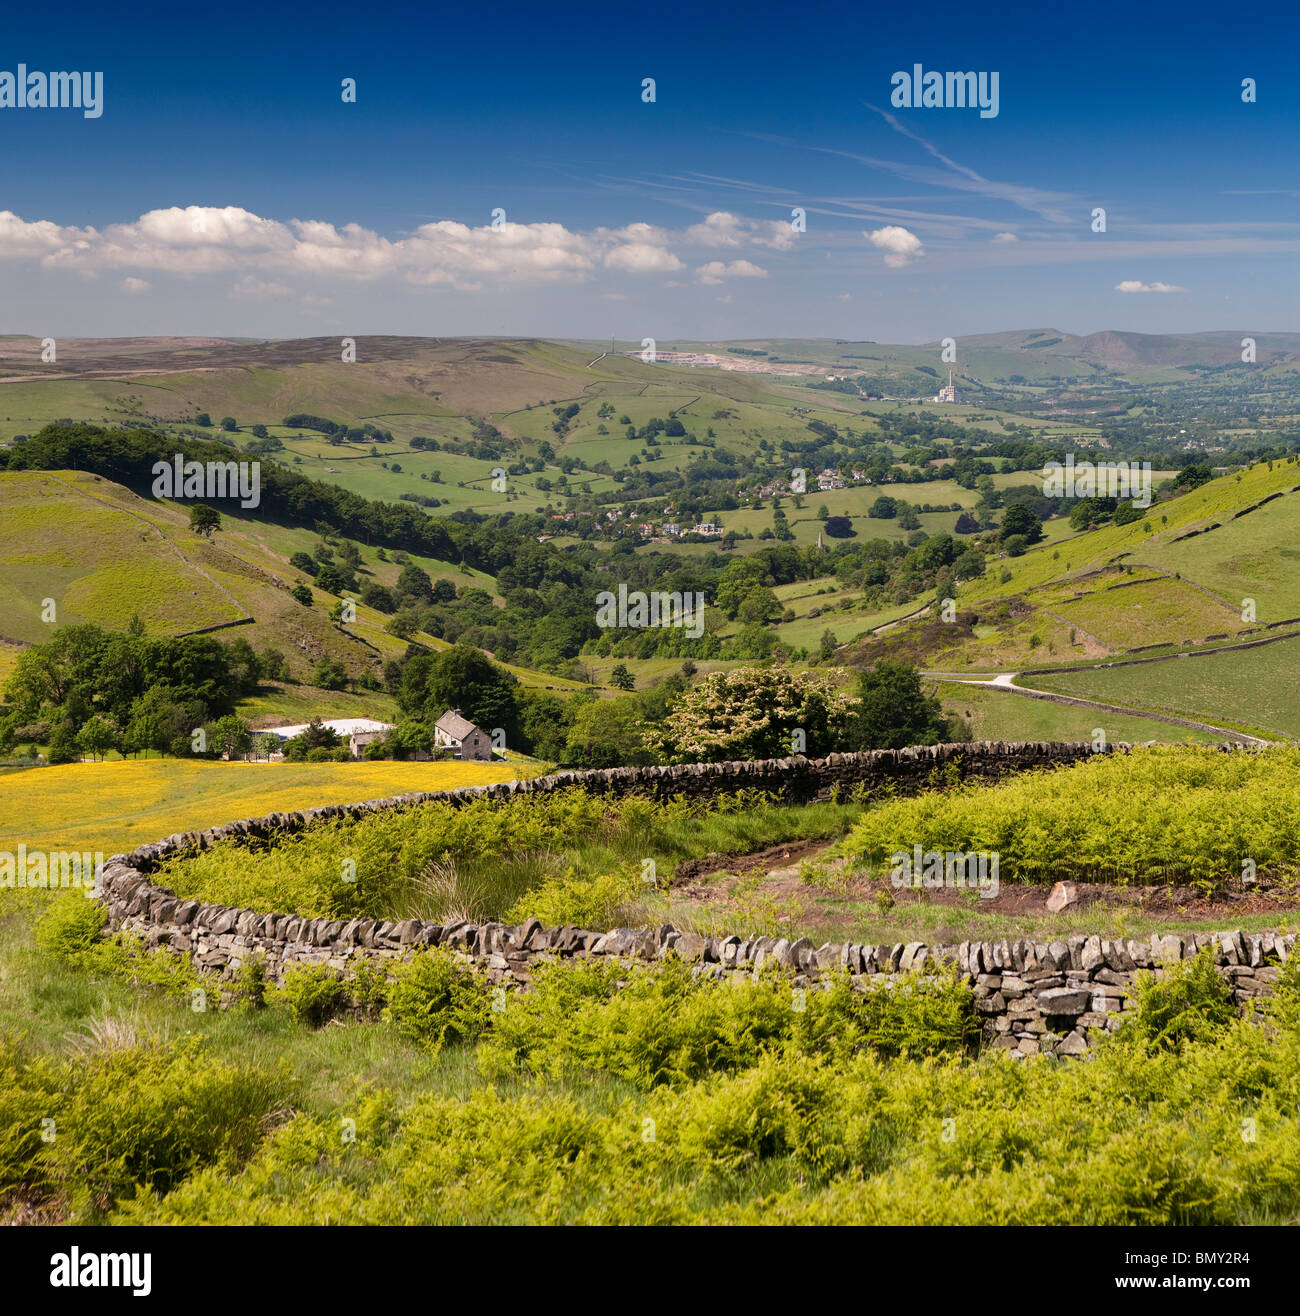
left=433, top=708, right=494, bottom=761
left=258, top=717, right=395, bottom=760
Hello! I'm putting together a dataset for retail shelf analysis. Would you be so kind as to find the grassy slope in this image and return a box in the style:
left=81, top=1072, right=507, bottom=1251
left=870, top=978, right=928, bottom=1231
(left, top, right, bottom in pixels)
left=0, top=470, right=244, bottom=641
left=858, top=459, right=1300, bottom=673
left=962, top=460, right=1300, bottom=609
left=1140, top=491, right=1300, bottom=623
left=0, top=468, right=586, bottom=692
left=932, top=680, right=1225, bottom=745
left=1019, top=635, right=1300, bottom=739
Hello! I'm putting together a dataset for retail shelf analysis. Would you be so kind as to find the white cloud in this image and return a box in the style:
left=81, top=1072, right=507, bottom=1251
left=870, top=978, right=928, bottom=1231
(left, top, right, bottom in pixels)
left=1115, top=280, right=1187, bottom=293
left=604, top=242, right=683, bottom=273
left=695, top=259, right=769, bottom=285
left=0, top=206, right=692, bottom=287
left=685, top=210, right=795, bottom=252
left=0, top=210, right=73, bottom=258
left=837, top=292, right=852, bottom=301
left=991, top=231, right=1019, bottom=243
left=120, top=276, right=150, bottom=294
left=865, top=225, right=924, bottom=267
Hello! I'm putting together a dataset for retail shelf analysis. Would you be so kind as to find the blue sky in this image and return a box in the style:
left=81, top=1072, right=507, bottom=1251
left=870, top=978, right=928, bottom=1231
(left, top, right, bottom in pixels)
left=2, top=0, right=1297, bottom=341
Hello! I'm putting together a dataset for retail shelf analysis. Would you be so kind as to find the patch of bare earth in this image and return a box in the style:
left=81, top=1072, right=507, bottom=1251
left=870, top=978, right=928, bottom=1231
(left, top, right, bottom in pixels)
left=674, top=841, right=1300, bottom=929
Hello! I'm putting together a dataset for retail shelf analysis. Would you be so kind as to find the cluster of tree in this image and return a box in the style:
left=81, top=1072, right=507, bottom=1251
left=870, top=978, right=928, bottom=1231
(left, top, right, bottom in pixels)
left=0, top=620, right=290, bottom=763
left=282, top=414, right=395, bottom=443
left=647, top=661, right=958, bottom=762
left=828, top=532, right=984, bottom=610
left=997, top=501, right=1046, bottom=555
left=288, top=538, right=367, bottom=595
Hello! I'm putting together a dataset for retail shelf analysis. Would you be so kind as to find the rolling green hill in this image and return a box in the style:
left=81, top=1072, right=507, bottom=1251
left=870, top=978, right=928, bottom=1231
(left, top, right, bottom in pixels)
left=0, top=467, right=584, bottom=700
left=855, top=460, right=1300, bottom=670
left=4, top=334, right=1299, bottom=745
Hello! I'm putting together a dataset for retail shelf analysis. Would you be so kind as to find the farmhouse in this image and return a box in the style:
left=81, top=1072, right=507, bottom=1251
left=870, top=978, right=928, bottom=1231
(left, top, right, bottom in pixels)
left=433, top=708, right=493, bottom=761
left=258, top=717, right=394, bottom=760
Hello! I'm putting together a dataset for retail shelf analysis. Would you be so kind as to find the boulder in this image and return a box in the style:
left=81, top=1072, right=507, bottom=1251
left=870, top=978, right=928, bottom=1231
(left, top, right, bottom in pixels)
left=1046, top=881, right=1079, bottom=913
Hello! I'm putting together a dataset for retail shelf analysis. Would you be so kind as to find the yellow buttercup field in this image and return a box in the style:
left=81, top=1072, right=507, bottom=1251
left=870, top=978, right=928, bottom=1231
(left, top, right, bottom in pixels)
left=0, top=758, right=523, bottom=853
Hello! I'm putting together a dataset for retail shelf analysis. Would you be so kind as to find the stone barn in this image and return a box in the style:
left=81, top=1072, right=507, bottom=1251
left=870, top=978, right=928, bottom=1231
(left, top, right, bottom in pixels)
left=433, top=708, right=493, bottom=761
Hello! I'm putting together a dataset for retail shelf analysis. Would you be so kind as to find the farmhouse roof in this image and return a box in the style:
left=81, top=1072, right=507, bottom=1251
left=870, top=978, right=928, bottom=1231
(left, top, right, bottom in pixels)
left=259, top=717, right=393, bottom=740
left=435, top=708, right=482, bottom=740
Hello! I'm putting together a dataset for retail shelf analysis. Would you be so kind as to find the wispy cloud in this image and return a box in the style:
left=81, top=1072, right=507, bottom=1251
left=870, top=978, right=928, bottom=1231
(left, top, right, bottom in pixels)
left=862, top=105, right=1077, bottom=225
left=1115, top=280, right=1187, bottom=294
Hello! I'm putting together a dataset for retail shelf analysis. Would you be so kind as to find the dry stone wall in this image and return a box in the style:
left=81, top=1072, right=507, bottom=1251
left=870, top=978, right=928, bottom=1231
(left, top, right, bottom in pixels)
left=94, top=739, right=1286, bottom=1059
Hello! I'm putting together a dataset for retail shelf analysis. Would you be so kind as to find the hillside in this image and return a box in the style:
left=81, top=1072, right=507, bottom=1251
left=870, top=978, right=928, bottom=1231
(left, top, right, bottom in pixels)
left=3, top=334, right=1299, bottom=746
left=0, top=466, right=583, bottom=705
left=848, top=457, right=1300, bottom=742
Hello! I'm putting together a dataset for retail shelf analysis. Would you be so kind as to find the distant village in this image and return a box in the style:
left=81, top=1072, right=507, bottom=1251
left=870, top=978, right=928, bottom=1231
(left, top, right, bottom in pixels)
left=543, top=466, right=864, bottom=542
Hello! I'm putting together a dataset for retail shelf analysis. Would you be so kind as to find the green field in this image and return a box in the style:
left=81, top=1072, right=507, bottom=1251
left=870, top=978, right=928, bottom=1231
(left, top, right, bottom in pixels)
left=932, top=680, right=1225, bottom=745
left=1140, top=491, right=1300, bottom=624
left=1047, top=575, right=1246, bottom=650
left=1019, top=636, right=1300, bottom=740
